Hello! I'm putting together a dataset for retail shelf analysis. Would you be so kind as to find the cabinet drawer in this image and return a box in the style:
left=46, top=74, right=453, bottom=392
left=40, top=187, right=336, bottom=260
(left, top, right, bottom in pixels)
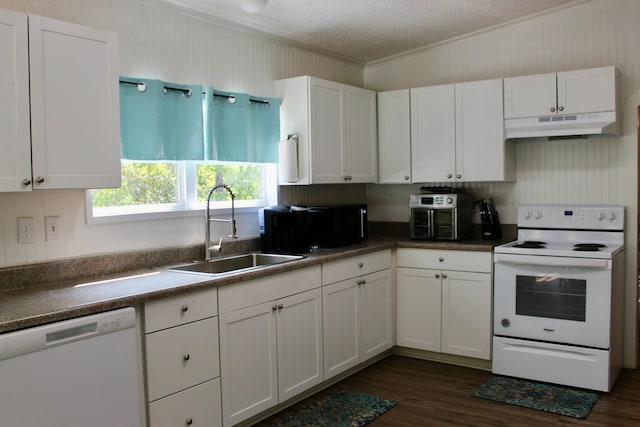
left=144, top=287, right=217, bottom=333
left=146, top=317, right=220, bottom=401
left=219, top=265, right=321, bottom=314
left=397, top=248, right=491, bottom=273
left=148, top=378, right=222, bottom=427
left=322, top=250, right=391, bottom=285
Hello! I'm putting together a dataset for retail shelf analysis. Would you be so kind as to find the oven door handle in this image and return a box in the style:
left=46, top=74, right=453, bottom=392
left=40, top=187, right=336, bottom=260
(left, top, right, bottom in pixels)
left=494, top=253, right=611, bottom=269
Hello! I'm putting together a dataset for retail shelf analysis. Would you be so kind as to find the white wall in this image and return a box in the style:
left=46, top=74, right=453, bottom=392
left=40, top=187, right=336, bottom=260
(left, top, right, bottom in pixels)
left=0, top=0, right=363, bottom=267
left=364, top=0, right=638, bottom=367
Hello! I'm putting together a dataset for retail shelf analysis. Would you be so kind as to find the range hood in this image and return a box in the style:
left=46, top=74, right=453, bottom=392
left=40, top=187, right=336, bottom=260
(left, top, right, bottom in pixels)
left=504, top=111, right=618, bottom=139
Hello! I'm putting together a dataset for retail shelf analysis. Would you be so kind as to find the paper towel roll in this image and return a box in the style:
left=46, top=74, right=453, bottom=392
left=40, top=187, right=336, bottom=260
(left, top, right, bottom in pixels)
left=278, top=139, right=299, bottom=183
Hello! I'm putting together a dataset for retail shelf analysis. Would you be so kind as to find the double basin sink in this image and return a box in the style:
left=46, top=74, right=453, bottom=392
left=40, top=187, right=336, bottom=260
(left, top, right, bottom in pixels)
left=166, top=252, right=304, bottom=276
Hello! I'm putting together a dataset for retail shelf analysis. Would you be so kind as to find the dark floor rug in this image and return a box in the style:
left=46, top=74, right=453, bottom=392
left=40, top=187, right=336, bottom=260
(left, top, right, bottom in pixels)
left=471, top=376, right=599, bottom=419
left=261, top=390, right=397, bottom=426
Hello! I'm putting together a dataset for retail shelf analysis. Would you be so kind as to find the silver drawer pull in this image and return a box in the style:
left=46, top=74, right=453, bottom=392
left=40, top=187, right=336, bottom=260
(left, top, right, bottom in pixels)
left=358, top=262, right=364, bottom=268
left=438, top=257, right=444, bottom=262
left=183, top=353, right=191, bottom=361
left=181, top=304, right=189, bottom=312
left=186, top=418, right=193, bottom=425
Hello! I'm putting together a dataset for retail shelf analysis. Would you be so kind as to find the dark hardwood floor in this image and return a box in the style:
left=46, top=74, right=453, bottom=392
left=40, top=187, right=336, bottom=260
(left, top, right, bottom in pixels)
left=257, top=355, right=640, bottom=426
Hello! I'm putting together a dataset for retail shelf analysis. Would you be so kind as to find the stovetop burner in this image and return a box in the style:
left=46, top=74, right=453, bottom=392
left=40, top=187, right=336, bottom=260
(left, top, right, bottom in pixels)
left=573, top=243, right=607, bottom=252
left=513, top=241, right=547, bottom=249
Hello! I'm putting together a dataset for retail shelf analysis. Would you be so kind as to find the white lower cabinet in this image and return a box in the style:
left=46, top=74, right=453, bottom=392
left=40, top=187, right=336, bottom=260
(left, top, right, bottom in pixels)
left=143, top=288, right=222, bottom=427
left=396, top=248, right=492, bottom=360
left=218, top=266, right=323, bottom=427
left=322, top=250, right=393, bottom=380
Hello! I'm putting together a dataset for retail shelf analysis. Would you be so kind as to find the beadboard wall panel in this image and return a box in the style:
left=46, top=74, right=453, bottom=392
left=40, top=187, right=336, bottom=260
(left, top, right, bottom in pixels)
left=0, top=0, right=362, bottom=267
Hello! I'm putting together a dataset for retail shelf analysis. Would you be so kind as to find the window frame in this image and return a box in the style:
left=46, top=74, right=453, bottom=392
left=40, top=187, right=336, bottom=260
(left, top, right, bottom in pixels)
left=86, top=161, right=277, bottom=224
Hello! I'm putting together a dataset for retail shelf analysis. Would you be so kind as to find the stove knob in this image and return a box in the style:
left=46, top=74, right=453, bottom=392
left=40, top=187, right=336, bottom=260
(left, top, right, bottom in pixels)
left=597, top=212, right=605, bottom=221
left=501, top=318, right=510, bottom=328
left=608, top=212, right=617, bottom=221
left=523, top=210, right=532, bottom=219
left=446, top=197, right=453, bottom=204
left=534, top=210, right=543, bottom=220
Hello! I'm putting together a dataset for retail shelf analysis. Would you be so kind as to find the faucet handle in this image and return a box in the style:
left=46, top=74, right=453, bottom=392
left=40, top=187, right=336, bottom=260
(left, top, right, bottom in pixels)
left=211, top=237, right=224, bottom=253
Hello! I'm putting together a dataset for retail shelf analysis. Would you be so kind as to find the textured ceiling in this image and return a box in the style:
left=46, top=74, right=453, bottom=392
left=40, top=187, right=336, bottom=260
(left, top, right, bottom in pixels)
left=158, top=0, right=582, bottom=64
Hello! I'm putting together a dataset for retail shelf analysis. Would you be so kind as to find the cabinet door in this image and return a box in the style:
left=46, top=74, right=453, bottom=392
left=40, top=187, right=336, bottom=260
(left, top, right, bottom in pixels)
left=455, top=79, right=507, bottom=182
left=219, top=301, right=277, bottom=426
left=0, top=10, right=31, bottom=192
left=360, top=269, right=393, bottom=360
left=557, top=66, right=616, bottom=115
left=377, top=89, right=411, bottom=183
left=323, top=279, right=359, bottom=379
left=441, top=271, right=492, bottom=360
left=396, top=267, right=441, bottom=352
left=28, top=15, right=120, bottom=189
left=503, top=72, right=557, bottom=118
left=277, top=288, right=323, bottom=401
left=309, top=78, right=345, bottom=183
left=148, top=378, right=222, bottom=427
left=411, top=84, right=455, bottom=183
left=345, top=85, right=377, bottom=183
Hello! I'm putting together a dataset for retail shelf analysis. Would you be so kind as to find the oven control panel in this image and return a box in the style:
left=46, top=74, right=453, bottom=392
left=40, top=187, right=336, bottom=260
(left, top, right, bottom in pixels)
left=518, top=205, right=624, bottom=230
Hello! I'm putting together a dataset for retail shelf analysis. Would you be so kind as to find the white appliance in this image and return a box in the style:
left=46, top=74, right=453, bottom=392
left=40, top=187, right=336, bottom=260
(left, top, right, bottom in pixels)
left=504, top=111, right=618, bottom=139
left=492, top=205, right=625, bottom=392
left=0, top=307, right=142, bottom=427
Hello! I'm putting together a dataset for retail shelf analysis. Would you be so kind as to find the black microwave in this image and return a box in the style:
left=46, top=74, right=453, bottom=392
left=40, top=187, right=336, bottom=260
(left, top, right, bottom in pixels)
left=259, top=204, right=368, bottom=253
left=310, top=204, right=368, bottom=248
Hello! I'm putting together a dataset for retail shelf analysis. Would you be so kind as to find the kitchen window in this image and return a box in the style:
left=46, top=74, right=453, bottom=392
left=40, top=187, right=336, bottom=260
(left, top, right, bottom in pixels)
left=87, top=160, right=277, bottom=223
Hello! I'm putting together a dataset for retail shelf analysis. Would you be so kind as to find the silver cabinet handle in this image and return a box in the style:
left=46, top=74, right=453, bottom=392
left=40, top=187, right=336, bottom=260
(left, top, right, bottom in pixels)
left=358, top=262, right=364, bottom=268
left=438, top=257, right=444, bottom=262
left=456, top=174, right=461, bottom=179
left=404, top=176, right=410, bottom=181
left=36, top=176, right=45, bottom=183
left=278, top=303, right=283, bottom=310
left=186, top=418, right=193, bottom=425
left=435, top=273, right=440, bottom=278
left=558, top=106, right=564, bottom=112
left=442, top=273, right=447, bottom=279
left=183, top=353, right=190, bottom=361
left=22, top=178, right=32, bottom=186
left=447, top=174, right=453, bottom=179
left=272, top=305, right=278, bottom=311
left=550, top=106, right=556, bottom=112
left=181, top=304, right=189, bottom=313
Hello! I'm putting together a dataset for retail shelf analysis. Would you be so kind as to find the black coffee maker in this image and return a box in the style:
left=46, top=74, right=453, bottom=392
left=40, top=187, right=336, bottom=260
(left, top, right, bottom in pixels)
left=478, top=197, right=502, bottom=239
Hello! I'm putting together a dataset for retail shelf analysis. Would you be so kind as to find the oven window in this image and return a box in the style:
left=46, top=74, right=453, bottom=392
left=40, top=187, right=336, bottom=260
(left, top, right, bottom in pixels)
left=515, top=275, right=586, bottom=321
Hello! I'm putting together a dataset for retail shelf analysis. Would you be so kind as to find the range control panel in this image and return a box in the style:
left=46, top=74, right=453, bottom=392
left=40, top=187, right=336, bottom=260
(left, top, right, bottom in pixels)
left=517, top=205, right=624, bottom=230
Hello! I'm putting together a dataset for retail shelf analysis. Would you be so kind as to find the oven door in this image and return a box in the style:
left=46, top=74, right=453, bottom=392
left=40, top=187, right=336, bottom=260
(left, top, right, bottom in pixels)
left=409, top=208, right=432, bottom=239
left=493, top=253, right=612, bottom=349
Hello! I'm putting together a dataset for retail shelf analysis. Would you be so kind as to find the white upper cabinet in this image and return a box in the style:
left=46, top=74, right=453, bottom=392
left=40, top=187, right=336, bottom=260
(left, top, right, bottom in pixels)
left=0, top=9, right=120, bottom=192
left=276, top=76, right=377, bottom=185
left=0, top=10, right=31, bottom=192
left=377, top=89, right=412, bottom=184
left=411, top=79, right=514, bottom=183
left=504, top=66, right=617, bottom=118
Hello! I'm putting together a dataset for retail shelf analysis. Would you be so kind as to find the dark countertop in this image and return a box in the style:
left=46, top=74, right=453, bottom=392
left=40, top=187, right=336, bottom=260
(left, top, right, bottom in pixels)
left=0, top=227, right=514, bottom=334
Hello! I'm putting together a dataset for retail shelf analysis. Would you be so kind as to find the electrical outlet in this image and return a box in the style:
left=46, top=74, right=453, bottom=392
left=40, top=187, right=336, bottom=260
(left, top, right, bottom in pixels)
left=45, top=216, right=61, bottom=241
left=17, top=217, right=34, bottom=244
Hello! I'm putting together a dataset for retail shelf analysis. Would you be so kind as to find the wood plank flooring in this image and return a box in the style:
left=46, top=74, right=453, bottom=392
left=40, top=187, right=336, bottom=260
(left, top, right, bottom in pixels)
left=257, top=355, right=640, bottom=426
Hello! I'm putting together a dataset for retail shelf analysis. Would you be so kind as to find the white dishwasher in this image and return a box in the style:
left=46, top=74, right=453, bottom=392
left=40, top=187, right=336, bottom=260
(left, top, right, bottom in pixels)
left=0, top=307, right=142, bottom=427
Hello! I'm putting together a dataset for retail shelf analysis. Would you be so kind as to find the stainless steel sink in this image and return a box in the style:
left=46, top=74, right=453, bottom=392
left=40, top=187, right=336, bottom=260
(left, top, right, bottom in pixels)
left=166, top=253, right=304, bottom=276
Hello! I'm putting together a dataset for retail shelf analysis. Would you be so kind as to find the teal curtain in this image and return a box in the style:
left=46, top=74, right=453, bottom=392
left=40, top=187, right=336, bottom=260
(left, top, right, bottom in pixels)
left=119, top=77, right=204, bottom=160
left=204, top=87, right=280, bottom=163
left=247, top=96, right=280, bottom=163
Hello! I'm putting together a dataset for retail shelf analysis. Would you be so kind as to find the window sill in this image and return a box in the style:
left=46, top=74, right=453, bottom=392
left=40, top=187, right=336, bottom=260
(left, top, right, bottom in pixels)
left=86, top=205, right=262, bottom=225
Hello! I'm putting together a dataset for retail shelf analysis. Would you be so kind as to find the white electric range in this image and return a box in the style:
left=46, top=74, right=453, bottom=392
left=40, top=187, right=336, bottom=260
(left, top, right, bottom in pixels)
left=492, top=204, right=625, bottom=392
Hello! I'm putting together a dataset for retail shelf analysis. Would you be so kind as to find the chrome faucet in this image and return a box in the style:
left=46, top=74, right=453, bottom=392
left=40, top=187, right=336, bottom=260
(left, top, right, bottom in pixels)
left=205, top=184, right=237, bottom=260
